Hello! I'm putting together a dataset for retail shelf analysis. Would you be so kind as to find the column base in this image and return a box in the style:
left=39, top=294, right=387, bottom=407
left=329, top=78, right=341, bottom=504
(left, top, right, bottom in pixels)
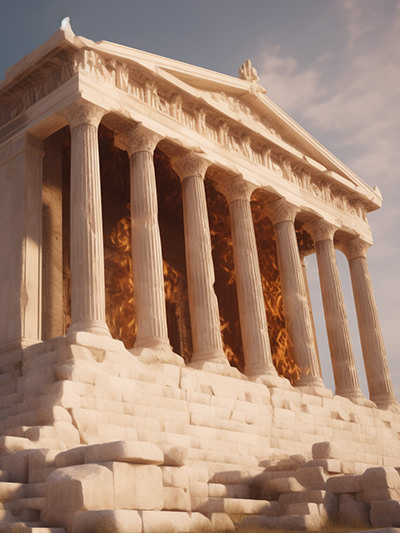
left=372, top=396, right=400, bottom=413
left=68, top=320, right=111, bottom=336
left=248, top=372, right=291, bottom=389
left=131, top=344, right=185, bottom=367
left=189, top=359, right=246, bottom=380
left=296, top=376, right=333, bottom=398
left=336, top=390, right=376, bottom=408
left=67, top=330, right=126, bottom=353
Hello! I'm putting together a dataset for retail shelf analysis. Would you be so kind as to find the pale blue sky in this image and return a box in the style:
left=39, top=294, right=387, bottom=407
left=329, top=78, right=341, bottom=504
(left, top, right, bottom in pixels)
left=1, top=0, right=399, bottom=399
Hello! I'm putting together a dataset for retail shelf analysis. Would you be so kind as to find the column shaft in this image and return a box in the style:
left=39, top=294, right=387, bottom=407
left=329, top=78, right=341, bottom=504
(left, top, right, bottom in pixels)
left=268, top=200, right=325, bottom=389
left=230, top=197, right=277, bottom=376
left=173, top=154, right=226, bottom=365
left=129, top=150, right=170, bottom=349
left=69, top=104, right=109, bottom=335
left=115, top=126, right=183, bottom=365
left=345, top=239, right=397, bottom=407
left=310, top=222, right=364, bottom=400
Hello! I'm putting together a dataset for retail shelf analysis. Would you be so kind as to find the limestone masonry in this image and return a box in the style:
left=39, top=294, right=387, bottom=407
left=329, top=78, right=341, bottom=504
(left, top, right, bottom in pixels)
left=0, top=18, right=400, bottom=533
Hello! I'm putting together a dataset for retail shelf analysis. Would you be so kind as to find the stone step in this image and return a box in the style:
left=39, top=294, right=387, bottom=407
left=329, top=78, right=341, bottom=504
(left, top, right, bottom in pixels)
left=0, top=371, right=19, bottom=395
left=0, top=482, right=25, bottom=501
left=0, top=436, right=33, bottom=456
left=210, top=468, right=265, bottom=485
left=6, top=497, right=46, bottom=512
left=238, top=511, right=324, bottom=531
left=23, top=484, right=46, bottom=499
left=197, top=497, right=281, bottom=518
left=0, top=523, right=65, bottom=533
left=78, top=388, right=189, bottom=414
left=208, top=482, right=250, bottom=499
left=186, top=447, right=258, bottom=468
left=187, top=459, right=261, bottom=477
left=0, top=392, right=24, bottom=412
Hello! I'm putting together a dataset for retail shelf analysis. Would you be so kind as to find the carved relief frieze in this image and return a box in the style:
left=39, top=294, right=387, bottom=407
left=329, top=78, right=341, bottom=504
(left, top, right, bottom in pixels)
left=272, top=157, right=368, bottom=221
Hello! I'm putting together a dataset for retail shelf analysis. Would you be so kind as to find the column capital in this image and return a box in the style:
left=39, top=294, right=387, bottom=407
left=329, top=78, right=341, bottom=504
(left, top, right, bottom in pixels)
left=64, top=100, right=105, bottom=129
left=115, top=124, right=162, bottom=155
left=341, top=237, right=371, bottom=260
left=172, top=152, right=209, bottom=182
left=306, top=219, right=338, bottom=243
left=267, top=198, right=299, bottom=225
left=217, top=176, right=257, bottom=204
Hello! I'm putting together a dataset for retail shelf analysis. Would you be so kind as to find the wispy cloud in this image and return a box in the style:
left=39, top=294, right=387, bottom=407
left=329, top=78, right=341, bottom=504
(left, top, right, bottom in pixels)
left=256, top=0, right=400, bottom=397
left=257, top=0, right=400, bottom=185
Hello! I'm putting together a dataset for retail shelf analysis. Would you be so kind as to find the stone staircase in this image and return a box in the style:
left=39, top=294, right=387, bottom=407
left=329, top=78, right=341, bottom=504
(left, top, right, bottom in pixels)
left=0, top=474, right=65, bottom=533
left=1, top=338, right=400, bottom=531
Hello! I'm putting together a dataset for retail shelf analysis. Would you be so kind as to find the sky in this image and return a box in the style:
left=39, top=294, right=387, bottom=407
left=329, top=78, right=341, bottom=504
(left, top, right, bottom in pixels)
left=1, top=0, right=399, bottom=399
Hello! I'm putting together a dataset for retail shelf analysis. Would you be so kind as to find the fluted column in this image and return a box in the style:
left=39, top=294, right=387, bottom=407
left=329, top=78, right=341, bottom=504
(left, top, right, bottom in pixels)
left=308, top=219, right=367, bottom=403
left=219, top=177, right=288, bottom=386
left=267, top=199, right=327, bottom=393
left=116, top=125, right=182, bottom=365
left=343, top=237, right=398, bottom=408
left=172, top=153, right=227, bottom=367
left=67, top=101, right=110, bottom=336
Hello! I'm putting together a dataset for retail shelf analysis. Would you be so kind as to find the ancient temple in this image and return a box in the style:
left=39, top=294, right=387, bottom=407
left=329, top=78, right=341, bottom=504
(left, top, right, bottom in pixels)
left=0, top=19, right=400, bottom=533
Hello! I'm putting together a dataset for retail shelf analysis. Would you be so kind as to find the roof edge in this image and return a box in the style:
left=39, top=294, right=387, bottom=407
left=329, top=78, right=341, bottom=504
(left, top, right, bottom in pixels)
left=0, top=18, right=86, bottom=91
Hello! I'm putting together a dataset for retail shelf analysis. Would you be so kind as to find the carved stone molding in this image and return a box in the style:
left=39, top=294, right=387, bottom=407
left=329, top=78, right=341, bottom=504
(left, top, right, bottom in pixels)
left=266, top=198, right=299, bottom=225
left=0, top=44, right=370, bottom=223
left=342, top=237, right=370, bottom=260
left=306, top=219, right=338, bottom=243
left=217, top=176, right=257, bottom=204
left=116, top=125, right=162, bottom=155
left=64, top=100, right=104, bottom=129
left=172, top=153, right=210, bottom=182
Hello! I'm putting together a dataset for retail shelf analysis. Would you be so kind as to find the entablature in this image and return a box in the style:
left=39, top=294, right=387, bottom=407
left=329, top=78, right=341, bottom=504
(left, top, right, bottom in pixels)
left=0, top=21, right=379, bottom=244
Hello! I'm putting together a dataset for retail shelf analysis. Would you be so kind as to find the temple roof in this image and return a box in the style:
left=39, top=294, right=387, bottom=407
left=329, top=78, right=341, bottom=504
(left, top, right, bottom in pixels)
left=0, top=18, right=382, bottom=211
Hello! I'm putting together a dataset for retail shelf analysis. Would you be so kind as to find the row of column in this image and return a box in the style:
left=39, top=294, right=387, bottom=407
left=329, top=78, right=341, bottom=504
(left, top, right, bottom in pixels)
left=65, top=99, right=396, bottom=408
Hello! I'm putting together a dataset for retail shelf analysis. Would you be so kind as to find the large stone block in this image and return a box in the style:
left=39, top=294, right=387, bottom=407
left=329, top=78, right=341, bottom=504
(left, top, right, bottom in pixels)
left=363, top=467, right=400, bottom=504
left=84, top=440, right=163, bottom=465
left=295, top=466, right=327, bottom=489
left=72, top=509, right=142, bottom=533
left=163, top=486, right=191, bottom=511
left=263, top=476, right=305, bottom=497
left=42, top=464, right=114, bottom=529
left=312, top=441, right=344, bottom=460
left=0, top=450, right=33, bottom=482
left=275, top=513, right=322, bottom=531
left=140, top=510, right=191, bottom=533
left=103, top=461, right=163, bottom=510
left=0, top=435, right=31, bottom=454
left=209, top=512, right=235, bottom=531
left=326, top=474, right=363, bottom=493
left=188, top=512, right=212, bottom=532
left=55, top=446, right=86, bottom=468
left=28, top=449, right=57, bottom=484
left=279, top=489, right=336, bottom=507
left=338, top=501, right=370, bottom=528
left=370, top=500, right=400, bottom=528
left=286, top=502, right=320, bottom=516
left=0, top=481, right=25, bottom=500
left=161, top=466, right=189, bottom=490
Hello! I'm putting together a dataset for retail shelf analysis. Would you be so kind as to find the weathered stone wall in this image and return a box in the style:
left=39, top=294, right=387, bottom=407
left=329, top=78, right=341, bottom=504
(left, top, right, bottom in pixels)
left=1, top=340, right=400, bottom=531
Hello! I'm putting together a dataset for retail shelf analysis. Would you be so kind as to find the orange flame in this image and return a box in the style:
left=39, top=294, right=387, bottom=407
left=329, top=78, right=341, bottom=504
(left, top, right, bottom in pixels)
left=105, top=215, right=136, bottom=349
left=103, top=176, right=302, bottom=383
left=251, top=201, right=301, bottom=384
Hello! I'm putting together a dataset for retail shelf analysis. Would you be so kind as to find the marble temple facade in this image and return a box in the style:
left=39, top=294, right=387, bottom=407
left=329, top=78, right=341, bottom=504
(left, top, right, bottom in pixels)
left=0, top=19, right=400, bottom=533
